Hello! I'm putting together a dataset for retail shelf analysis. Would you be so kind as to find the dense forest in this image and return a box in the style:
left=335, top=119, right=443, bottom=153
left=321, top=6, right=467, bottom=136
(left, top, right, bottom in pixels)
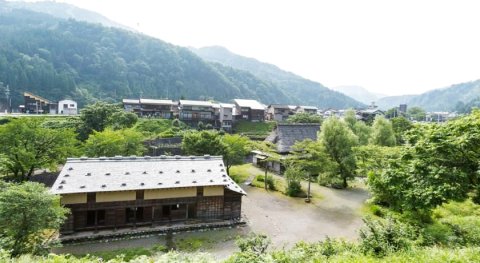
left=0, top=5, right=361, bottom=109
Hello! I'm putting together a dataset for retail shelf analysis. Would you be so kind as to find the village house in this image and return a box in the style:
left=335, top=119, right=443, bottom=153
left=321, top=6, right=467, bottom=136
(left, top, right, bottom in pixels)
left=266, top=104, right=294, bottom=121
left=178, top=100, right=215, bottom=124
left=50, top=155, right=245, bottom=234
left=254, top=123, right=321, bottom=173
left=122, top=99, right=174, bottom=118
left=58, top=99, right=78, bottom=115
left=296, top=105, right=318, bottom=115
left=233, top=99, right=265, bottom=122
left=219, top=103, right=234, bottom=131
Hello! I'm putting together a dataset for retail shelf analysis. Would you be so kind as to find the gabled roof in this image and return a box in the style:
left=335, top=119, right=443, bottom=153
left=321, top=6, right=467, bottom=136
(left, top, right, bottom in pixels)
left=268, top=104, right=291, bottom=109
left=179, top=100, right=214, bottom=107
left=140, top=99, right=174, bottom=105
left=265, top=124, right=321, bottom=153
left=299, top=105, right=318, bottom=110
left=51, top=156, right=245, bottom=195
left=233, top=99, right=265, bottom=110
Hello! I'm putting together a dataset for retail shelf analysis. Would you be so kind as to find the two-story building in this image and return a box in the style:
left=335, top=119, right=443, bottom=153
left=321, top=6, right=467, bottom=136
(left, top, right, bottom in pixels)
left=296, top=106, right=318, bottom=115
left=58, top=99, right=78, bottom=115
left=51, top=156, right=245, bottom=234
left=219, top=103, right=234, bottom=131
left=123, top=99, right=174, bottom=118
left=266, top=104, right=294, bottom=121
left=179, top=100, right=215, bottom=124
left=233, top=99, right=265, bottom=122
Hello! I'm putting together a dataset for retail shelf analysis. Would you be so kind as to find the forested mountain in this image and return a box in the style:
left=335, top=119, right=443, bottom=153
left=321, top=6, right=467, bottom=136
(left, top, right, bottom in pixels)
left=0, top=6, right=299, bottom=107
left=192, top=46, right=364, bottom=108
left=332, top=85, right=385, bottom=105
left=377, top=80, right=480, bottom=111
left=4, top=0, right=132, bottom=30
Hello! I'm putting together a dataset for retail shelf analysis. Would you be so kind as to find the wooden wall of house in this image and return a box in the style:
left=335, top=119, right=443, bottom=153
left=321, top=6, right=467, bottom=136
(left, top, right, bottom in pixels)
left=61, top=191, right=242, bottom=233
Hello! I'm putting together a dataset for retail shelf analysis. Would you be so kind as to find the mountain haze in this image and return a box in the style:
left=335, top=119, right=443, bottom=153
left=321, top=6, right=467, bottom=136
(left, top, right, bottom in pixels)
left=192, top=46, right=364, bottom=109
left=376, top=80, right=480, bottom=111
left=332, top=85, right=385, bottom=105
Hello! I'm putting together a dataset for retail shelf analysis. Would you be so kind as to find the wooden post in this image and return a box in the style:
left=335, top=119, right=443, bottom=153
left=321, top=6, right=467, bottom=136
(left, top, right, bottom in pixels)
left=305, top=174, right=311, bottom=203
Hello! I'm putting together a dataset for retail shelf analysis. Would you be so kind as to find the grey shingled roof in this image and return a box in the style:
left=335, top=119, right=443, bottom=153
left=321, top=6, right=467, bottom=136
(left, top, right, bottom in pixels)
left=51, top=156, right=245, bottom=195
left=179, top=100, right=214, bottom=107
left=266, top=124, right=321, bottom=153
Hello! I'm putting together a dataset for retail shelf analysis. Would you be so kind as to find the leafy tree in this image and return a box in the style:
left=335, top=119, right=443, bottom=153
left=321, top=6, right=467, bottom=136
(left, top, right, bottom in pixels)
left=354, top=145, right=402, bottom=177
left=78, top=102, right=122, bottom=140
left=343, top=109, right=357, bottom=130
left=287, top=112, right=322, bottom=124
left=181, top=130, right=226, bottom=156
left=110, top=111, right=138, bottom=130
left=353, top=121, right=372, bottom=145
left=370, top=116, right=396, bottom=146
left=222, top=134, right=250, bottom=174
left=407, top=106, right=426, bottom=121
left=0, top=182, right=68, bottom=256
left=0, top=118, right=78, bottom=181
left=391, top=117, right=413, bottom=145
left=319, top=117, right=358, bottom=188
left=368, top=110, right=480, bottom=213
left=284, top=165, right=303, bottom=197
left=84, top=128, right=145, bottom=157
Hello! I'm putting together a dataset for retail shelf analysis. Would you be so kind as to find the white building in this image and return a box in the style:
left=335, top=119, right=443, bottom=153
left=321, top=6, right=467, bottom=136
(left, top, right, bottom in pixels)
left=219, top=103, right=234, bottom=131
left=57, top=99, right=78, bottom=115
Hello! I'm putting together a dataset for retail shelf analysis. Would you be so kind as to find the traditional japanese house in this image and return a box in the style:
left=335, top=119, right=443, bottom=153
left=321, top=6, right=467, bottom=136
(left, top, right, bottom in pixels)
left=122, top=99, right=174, bottom=118
left=51, top=155, right=245, bottom=234
left=233, top=99, right=266, bottom=122
left=178, top=100, right=215, bottom=124
left=266, top=104, right=294, bottom=121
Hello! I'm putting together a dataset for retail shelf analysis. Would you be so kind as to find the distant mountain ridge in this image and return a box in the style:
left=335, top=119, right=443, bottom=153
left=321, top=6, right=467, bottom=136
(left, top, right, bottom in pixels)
left=376, top=80, right=480, bottom=111
left=5, top=0, right=133, bottom=31
left=191, top=46, right=364, bottom=109
left=332, top=85, right=385, bottom=105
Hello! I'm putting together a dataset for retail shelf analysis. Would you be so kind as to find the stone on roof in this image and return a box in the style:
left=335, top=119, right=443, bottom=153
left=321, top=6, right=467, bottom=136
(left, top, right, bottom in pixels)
left=265, top=123, right=321, bottom=153
left=233, top=99, right=265, bottom=110
left=179, top=100, right=214, bottom=107
left=51, top=156, right=245, bottom=195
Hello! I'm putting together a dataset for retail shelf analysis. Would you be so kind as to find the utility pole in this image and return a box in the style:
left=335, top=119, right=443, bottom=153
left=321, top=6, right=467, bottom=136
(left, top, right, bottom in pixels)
left=305, top=173, right=311, bottom=203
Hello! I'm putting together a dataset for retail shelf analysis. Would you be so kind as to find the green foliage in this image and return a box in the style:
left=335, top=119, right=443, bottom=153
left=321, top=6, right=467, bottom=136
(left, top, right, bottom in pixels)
left=319, top=117, right=358, bottom=188
left=0, top=118, right=78, bottom=181
left=284, top=165, right=303, bottom=197
left=343, top=109, right=357, bottom=130
left=235, top=233, right=271, bottom=256
left=354, top=145, right=402, bottom=177
left=369, top=115, right=396, bottom=146
left=78, top=102, right=131, bottom=139
left=83, top=128, right=145, bottom=157
left=134, top=119, right=173, bottom=135
left=222, top=134, right=250, bottom=174
left=287, top=112, right=322, bottom=124
left=390, top=117, right=413, bottom=145
left=359, top=216, right=417, bottom=257
left=407, top=106, right=426, bottom=121
left=0, top=182, right=68, bottom=256
left=254, top=175, right=276, bottom=191
left=353, top=121, right=372, bottom=145
left=181, top=130, right=226, bottom=156
left=233, top=121, right=276, bottom=140
left=368, top=110, right=480, bottom=213
left=228, top=164, right=253, bottom=184
left=109, top=111, right=138, bottom=130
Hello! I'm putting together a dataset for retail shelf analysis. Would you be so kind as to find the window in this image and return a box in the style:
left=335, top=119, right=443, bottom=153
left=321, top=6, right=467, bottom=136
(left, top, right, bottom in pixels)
left=69, top=104, right=75, bottom=107
left=63, top=104, right=68, bottom=109
left=171, top=204, right=180, bottom=210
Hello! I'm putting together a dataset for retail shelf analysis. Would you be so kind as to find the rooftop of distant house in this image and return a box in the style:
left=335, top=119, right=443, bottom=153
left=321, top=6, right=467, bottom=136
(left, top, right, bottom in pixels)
left=179, top=100, right=214, bottom=107
left=265, top=123, right=321, bottom=153
left=233, top=99, right=265, bottom=110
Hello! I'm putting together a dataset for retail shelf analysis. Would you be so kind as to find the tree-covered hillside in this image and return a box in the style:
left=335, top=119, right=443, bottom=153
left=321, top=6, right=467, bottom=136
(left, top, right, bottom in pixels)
left=0, top=6, right=294, bottom=107
left=192, top=46, right=364, bottom=109
left=377, top=80, right=480, bottom=111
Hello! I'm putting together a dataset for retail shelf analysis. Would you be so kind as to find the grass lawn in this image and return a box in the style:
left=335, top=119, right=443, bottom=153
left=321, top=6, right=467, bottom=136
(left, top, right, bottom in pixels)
left=75, top=244, right=167, bottom=261
left=233, top=120, right=276, bottom=139
left=229, top=164, right=258, bottom=183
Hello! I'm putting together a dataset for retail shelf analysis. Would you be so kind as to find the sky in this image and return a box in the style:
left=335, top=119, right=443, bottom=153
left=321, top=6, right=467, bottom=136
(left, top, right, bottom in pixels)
left=56, top=0, right=480, bottom=96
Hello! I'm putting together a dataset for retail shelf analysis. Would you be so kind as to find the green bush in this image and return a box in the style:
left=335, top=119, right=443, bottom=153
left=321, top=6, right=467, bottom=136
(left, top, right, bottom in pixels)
left=359, top=216, right=417, bottom=257
left=254, top=175, right=276, bottom=190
